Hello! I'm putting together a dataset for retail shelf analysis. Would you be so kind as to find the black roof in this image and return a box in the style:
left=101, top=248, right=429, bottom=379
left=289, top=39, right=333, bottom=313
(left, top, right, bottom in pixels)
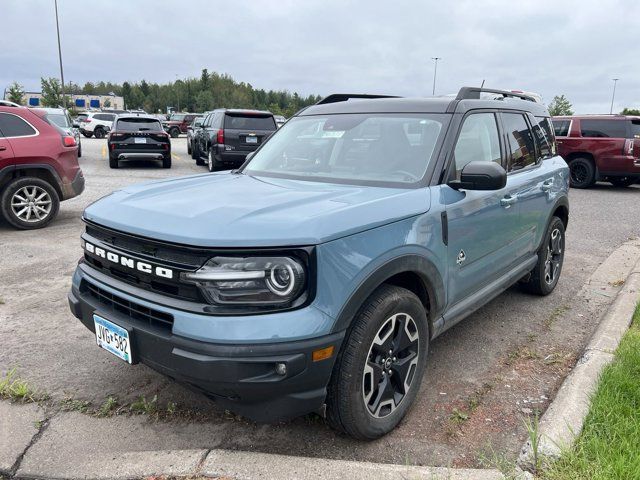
left=300, top=88, right=549, bottom=117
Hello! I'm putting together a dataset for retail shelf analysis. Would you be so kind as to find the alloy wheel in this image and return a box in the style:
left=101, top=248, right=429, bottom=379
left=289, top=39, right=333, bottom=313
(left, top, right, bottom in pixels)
left=362, top=313, right=420, bottom=418
left=544, top=228, right=563, bottom=285
left=11, top=186, right=52, bottom=223
left=570, top=163, right=587, bottom=185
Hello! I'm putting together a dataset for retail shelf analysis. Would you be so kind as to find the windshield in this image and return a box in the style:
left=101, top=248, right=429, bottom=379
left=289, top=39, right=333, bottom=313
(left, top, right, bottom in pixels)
left=46, top=113, right=71, bottom=129
left=116, top=118, right=163, bottom=131
left=242, top=113, right=447, bottom=186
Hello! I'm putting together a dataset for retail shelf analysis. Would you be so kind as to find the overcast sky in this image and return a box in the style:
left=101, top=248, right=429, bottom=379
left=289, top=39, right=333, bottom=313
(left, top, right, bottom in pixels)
left=2, top=0, right=638, bottom=113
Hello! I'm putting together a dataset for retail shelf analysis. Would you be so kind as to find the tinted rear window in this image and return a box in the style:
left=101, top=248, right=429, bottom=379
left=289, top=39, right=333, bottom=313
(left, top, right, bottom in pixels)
left=552, top=119, right=571, bottom=137
left=224, top=114, right=276, bottom=130
left=45, top=113, right=70, bottom=129
left=580, top=119, right=627, bottom=138
left=630, top=120, right=640, bottom=139
left=0, top=113, right=37, bottom=137
left=116, top=118, right=163, bottom=131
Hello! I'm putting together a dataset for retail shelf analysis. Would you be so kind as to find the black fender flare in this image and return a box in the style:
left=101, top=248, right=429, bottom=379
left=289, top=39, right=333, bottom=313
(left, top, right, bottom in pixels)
left=332, top=254, right=445, bottom=339
left=537, top=195, right=570, bottom=252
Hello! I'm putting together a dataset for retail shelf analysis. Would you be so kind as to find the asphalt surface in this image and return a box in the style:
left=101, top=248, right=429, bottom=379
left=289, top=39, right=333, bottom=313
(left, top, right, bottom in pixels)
left=1, top=137, right=639, bottom=468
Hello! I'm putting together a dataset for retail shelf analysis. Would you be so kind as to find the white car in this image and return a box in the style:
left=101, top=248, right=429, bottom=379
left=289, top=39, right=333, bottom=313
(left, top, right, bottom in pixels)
left=78, top=112, right=116, bottom=139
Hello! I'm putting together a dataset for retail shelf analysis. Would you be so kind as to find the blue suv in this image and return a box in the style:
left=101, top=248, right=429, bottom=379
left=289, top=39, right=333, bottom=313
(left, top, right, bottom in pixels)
left=68, top=88, right=569, bottom=439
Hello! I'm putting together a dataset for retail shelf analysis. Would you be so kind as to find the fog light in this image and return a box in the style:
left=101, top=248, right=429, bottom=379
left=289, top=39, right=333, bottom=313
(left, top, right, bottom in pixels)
left=275, top=362, right=287, bottom=376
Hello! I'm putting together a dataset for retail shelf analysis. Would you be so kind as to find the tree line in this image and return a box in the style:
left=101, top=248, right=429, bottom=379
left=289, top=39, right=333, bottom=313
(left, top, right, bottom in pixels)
left=5, top=69, right=322, bottom=117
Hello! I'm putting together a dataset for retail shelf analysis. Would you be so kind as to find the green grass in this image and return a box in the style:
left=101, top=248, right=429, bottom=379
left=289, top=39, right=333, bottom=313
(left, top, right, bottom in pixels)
left=543, top=303, right=640, bottom=479
left=0, top=369, right=48, bottom=403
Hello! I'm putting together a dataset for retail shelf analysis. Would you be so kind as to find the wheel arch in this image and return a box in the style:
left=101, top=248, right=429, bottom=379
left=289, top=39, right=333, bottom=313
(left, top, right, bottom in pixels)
left=8, top=164, right=63, bottom=199
left=333, top=254, right=445, bottom=340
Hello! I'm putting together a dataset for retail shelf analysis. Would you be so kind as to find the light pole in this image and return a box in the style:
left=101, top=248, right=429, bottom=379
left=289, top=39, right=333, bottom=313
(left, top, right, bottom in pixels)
left=54, top=0, right=66, bottom=107
left=609, top=78, right=619, bottom=114
left=431, top=57, right=441, bottom=96
left=175, top=74, right=180, bottom=112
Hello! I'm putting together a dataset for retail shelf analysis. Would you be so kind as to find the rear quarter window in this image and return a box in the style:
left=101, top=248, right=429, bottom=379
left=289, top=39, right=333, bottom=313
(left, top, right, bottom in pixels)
left=0, top=113, right=37, bottom=137
left=552, top=119, right=571, bottom=137
left=224, top=115, right=276, bottom=130
left=580, top=119, right=627, bottom=138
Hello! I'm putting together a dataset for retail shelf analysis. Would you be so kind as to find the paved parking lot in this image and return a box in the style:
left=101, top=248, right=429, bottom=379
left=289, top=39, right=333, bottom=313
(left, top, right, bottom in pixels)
left=1, top=136, right=639, bottom=468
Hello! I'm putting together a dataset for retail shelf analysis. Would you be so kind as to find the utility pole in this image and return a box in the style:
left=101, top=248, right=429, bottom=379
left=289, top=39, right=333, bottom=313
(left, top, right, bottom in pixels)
left=54, top=0, right=66, bottom=107
left=609, top=78, right=619, bottom=114
left=431, top=57, right=441, bottom=96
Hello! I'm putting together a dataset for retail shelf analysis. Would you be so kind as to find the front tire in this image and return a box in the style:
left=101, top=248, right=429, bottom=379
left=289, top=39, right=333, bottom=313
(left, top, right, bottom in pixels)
left=187, top=139, right=192, bottom=155
left=326, top=285, right=428, bottom=440
left=521, top=216, right=565, bottom=296
left=81, top=132, right=92, bottom=138
left=568, top=157, right=595, bottom=188
left=94, top=128, right=105, bottom=139
left=170, top=128, right=180, bottom=138
left=0, top=177, right=60, bottom=230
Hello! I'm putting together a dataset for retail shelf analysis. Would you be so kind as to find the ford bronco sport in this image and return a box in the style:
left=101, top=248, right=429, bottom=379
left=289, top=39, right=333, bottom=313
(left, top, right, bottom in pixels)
left=68, top=88, right=569, bottom=439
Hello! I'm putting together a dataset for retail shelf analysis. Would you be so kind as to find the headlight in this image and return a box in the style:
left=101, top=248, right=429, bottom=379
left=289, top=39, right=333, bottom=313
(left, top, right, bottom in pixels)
left=181, top=256, right=306, bottom=306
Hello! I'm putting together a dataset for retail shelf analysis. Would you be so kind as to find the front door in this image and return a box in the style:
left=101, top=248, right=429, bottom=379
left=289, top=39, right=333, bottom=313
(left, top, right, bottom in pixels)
left=443, top=111, right=523, bottom=306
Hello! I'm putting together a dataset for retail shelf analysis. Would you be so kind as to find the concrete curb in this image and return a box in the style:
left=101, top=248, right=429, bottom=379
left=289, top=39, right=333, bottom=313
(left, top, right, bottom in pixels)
left=518, top=247, right=640, bottom=471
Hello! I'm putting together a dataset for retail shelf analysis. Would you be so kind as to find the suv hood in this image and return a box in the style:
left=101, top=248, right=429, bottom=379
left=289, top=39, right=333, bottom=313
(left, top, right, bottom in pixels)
left=84, top=173, right=431, bottom=247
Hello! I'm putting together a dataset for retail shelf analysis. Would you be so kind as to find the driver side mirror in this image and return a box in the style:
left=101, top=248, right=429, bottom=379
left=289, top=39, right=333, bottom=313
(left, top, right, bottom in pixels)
left=245, top=152, right=255, bottom=162
left=448, top=161, right=506, bottom=191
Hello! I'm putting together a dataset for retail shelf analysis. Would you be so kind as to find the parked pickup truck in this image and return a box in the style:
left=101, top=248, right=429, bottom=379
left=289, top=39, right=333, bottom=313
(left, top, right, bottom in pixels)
left=68, top=88, right=569, bottom=439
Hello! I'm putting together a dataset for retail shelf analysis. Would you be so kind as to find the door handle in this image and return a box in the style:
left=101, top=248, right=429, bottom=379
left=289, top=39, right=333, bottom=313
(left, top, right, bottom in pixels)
left=541, top=179, right=554, bottom=192
left=500, top=194, right=518, bottom=208
left=0, top=146, right=6, bottom=151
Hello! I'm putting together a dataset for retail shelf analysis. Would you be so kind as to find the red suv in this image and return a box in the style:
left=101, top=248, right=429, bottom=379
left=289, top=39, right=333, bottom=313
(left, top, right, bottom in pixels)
left=0, top=103, right=84, bottom=229
left=552, top=115, right=640, bottom=188
left=162, top=113, right=199, bottom=138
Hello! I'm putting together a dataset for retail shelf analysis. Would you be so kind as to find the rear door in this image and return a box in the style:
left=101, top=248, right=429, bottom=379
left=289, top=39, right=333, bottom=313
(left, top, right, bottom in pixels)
left=222, top=113, right=276, bottom=152
left=578, top=119, right=627, bottom=172
left=0, top=115, right=16, bottom=172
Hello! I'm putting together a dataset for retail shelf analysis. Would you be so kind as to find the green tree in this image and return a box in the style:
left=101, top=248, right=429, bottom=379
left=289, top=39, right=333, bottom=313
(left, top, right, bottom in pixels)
left=195, top=90, right=214, bottom=111
left=200, top=68, right=210, bottom=90
left=621, top=108, right=640, bottom=115
left=121, top=82, right=132, bottom=109
left=40, top=77, right=63, bottom=107
left=6, top=81, right=24, bottom=104
left=548, top=95, right=574, bottom=116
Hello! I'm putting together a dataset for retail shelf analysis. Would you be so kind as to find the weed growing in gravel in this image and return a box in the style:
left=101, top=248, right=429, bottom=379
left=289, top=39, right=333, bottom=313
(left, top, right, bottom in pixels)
left=544, top=305, right=569, bottom=329
left=97, top=396, right=119, bottom=417
left=130, top=395, right=159, bottom=415
left=524, top=413, right=542, bottom=474
left=60, top=397, right=92, bottom=413
left=0, top=369, right=48, bottom=403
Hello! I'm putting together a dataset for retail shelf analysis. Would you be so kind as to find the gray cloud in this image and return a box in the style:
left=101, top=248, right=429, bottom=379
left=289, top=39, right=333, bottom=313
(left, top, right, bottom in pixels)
left=2, top=0, right=638, bottom=113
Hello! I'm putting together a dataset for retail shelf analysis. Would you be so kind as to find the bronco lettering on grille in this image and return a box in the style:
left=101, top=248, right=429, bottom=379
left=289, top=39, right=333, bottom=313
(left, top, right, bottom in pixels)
left=84, top=242, right=174, bottom=279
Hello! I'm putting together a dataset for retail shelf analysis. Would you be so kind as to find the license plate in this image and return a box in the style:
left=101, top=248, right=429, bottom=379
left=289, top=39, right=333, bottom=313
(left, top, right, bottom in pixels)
left=94, top=314, right=132, bottom=364
left=134, top=137, right=146, bottom=144
left=246, top=136, right=258, bottom=144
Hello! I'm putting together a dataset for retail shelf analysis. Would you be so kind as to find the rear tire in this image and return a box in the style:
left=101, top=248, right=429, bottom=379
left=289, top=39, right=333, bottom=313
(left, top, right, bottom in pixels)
left=170, top=128, right=180, bottom=138
left=207, top=148, right=219, bottom=172
left=520, top=216, right=565, bottom=296
left=187, top=139, right=192, bottom=155
left=109, top=156, right=119, bottom=169
left=78, top=144, right=82, bottom=158
left=94, top=128, right=105, bottom=139
left=326, top=284, right=428, bottom=440
left=0, top=177, right=60, bottom=230
left=568, top=157, right=595, bottom=188
left=163, top=156, right=172, bottom=168
left=609, top=177, right=635, bottom=188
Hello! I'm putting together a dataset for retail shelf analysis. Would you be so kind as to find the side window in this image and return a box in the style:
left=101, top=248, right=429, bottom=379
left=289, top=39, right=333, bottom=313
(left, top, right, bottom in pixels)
left=453, top=113, right=501, bottom=179
left=552, top=119, right=570, bottom=137
left=0, top=113, right=37, bottom=137
left=580, top=119, right=627, bottom=138
left=531, top=116, right=554, bottom=160
left=502, top=113, right=536, bottom=172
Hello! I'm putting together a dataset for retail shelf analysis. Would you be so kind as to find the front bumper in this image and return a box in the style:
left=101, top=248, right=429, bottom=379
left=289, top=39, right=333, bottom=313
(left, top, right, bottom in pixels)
left=68, top=264, right=343, bottom=422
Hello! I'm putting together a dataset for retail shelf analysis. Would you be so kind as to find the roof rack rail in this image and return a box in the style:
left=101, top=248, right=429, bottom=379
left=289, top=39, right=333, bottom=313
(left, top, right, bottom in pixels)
left=455, top=87, right=536, bottom=103
left=0, top=100, right=22, bottom=107
left=316, top=94, right=401, bottom=105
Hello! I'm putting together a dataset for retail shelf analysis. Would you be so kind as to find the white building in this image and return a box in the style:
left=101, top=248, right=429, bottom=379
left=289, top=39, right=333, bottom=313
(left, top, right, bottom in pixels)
left=18, top=91, right=125, bottom=110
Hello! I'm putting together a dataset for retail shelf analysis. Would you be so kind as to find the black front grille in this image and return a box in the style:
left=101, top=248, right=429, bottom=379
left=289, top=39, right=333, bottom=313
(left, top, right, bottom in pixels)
left=82, top=280, right=174, bottom=331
